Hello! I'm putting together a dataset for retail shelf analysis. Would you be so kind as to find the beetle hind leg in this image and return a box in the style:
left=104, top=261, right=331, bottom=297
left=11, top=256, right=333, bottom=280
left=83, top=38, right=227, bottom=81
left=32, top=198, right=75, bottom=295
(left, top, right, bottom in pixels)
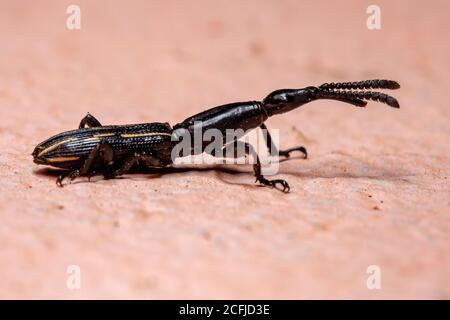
left=56, top=141, right=114, bottom=187
left=79, top=113, right=102, bottom=128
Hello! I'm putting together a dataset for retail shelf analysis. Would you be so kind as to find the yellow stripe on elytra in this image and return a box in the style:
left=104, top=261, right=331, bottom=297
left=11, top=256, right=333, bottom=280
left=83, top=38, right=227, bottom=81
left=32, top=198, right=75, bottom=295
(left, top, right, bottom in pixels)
left=93, top=133, right=115, bottom=138
left=79, top=133, right=116, bottom=143
left=83, top=133, right=115, bottom=142
left=37, top=138, right=75, bottom=157
left=38, top=132, right=169, bottom=158
left=120, top=132, right=171, bottom=138
left=47, top=156, right=80, bottom=163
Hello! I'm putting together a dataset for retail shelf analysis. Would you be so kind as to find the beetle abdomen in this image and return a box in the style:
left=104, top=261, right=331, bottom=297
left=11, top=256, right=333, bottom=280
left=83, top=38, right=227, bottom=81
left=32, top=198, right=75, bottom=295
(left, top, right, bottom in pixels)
left=32, top=122, right=173, bottom=168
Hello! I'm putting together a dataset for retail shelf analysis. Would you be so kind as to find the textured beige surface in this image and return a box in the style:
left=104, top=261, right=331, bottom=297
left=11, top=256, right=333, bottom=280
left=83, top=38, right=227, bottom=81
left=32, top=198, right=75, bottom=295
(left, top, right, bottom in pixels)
left=0, top=0, right=449, bottom=299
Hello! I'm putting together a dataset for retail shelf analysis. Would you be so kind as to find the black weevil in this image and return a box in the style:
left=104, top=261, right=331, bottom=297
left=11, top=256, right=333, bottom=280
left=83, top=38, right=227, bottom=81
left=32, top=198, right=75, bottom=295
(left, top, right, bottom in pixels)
left=32, top=79, right=400, bottom=192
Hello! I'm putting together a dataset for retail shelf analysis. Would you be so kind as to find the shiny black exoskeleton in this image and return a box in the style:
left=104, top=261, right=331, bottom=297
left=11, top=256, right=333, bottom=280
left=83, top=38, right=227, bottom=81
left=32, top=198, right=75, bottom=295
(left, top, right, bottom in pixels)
left=32, top=79, right=400, bottom=192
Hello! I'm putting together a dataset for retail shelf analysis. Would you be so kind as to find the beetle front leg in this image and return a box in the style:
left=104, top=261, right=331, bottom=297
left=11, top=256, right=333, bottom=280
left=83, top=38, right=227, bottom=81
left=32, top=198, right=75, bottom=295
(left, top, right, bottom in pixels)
left=209, top=141, right=290, bottom=193
left=79, top=113, right=102, bottom=128
left=260, top=123, right=307, bottom=159
left=56, top=141, right=113, bottom=186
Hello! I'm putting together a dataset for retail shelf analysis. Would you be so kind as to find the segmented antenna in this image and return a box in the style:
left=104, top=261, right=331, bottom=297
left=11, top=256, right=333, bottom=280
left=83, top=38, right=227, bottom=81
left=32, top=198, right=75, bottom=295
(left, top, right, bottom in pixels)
left=317, top=89, right=400, bottom=108
left=316, top=90, right=367, bottom=107
left=319, top=79, right=400, bottom=91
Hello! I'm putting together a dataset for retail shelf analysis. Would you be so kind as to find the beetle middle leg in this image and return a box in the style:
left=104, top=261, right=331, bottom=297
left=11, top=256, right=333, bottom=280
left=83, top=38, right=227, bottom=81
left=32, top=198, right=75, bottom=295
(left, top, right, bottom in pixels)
left=104, top=152, right=165, bottom=179
left=260, top=123, right=307, bottom=159
left=56, top=141, right=113, bottom=186
left=209, top=140, right=290, bottom=193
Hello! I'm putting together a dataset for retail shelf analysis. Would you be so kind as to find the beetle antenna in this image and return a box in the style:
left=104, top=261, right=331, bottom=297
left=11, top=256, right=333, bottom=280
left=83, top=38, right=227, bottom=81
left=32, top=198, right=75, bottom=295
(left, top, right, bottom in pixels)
left=317, top=89, right=400, bottom=108
left=319, top=79, right=400, bottom=91
left=316, top=90, right=367, bottom=107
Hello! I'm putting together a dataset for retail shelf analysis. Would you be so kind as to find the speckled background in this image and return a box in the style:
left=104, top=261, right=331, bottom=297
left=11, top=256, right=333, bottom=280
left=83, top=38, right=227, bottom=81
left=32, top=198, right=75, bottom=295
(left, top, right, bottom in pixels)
left=0, top=0, right=449, bottom=299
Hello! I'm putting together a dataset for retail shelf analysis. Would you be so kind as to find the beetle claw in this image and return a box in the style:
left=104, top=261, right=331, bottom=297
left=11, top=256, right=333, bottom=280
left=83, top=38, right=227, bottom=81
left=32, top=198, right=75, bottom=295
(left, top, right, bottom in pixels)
left=56, top=175, right=65, bottom=187
left=256, top=176, right=290, bottom=193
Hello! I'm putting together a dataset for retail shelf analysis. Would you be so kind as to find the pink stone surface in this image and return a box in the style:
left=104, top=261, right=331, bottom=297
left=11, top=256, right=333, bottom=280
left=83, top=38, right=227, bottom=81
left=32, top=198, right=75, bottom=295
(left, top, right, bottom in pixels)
left=0, top=0, right=449, bottom=299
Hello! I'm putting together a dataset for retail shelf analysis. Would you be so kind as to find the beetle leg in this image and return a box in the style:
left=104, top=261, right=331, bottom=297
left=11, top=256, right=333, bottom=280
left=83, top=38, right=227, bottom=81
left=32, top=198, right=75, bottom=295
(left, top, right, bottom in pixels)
left=56, top=141, right=113, bottom=186
left=104, top=152, right=165, bottom=178
left=260, top=123, right=307, bottom=159
left=79, top=113, right=102, bottom=128
left=208, top=141, right=290, bottom=193
left=56, top=170, right=81, bottom=187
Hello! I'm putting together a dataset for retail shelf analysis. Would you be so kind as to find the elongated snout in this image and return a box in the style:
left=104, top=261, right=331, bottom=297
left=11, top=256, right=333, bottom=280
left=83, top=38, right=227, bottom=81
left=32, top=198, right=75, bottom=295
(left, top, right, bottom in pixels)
left=262, top=80, right=401, bottom=117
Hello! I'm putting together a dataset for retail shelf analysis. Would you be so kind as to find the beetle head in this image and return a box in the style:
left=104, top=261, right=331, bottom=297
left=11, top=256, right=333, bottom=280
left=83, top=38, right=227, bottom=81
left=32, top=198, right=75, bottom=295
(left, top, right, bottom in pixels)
left=262, top=87, right=318, bottom=116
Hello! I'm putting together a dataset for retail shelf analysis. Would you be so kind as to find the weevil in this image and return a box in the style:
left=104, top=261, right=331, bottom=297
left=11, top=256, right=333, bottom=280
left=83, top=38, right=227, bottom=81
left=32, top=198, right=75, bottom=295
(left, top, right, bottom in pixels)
left=32, top=79, right=400, bottom=192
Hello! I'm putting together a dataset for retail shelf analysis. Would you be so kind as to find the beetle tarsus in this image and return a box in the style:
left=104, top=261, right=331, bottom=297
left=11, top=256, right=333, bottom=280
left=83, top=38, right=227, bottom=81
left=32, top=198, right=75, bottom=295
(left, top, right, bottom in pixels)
left=56, top=174, right=65, bottom=187
left=255, top=175, right=290, bottom=193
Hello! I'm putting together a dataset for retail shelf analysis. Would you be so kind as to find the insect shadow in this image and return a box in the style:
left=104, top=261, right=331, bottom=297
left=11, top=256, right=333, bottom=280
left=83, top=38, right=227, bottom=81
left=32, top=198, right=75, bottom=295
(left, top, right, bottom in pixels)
left=34, top=153, right=414, bottom=188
